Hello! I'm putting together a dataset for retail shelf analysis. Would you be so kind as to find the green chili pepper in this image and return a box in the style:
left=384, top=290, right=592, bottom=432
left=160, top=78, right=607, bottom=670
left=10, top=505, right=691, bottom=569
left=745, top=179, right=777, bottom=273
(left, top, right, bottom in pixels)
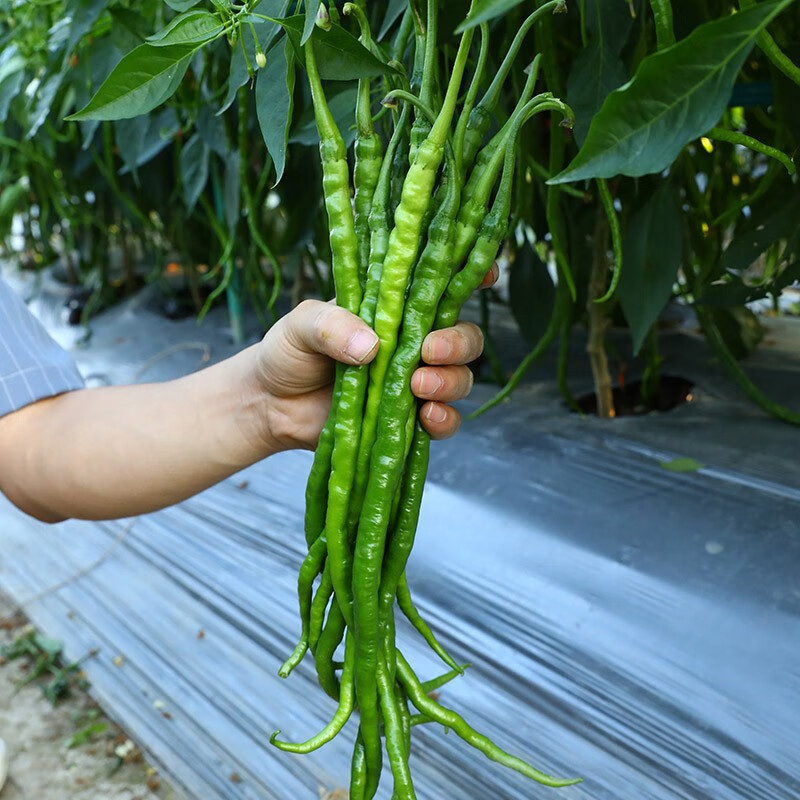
left=271, top=633, right=356, bottom=753
left=308, top=562, right=333, bottom=652
left=420, top=663, right=472, bottom=695
left=396, top=651, right=582, bottom=788
left=454, top=88, right=551, bottom=269
left=409, top=0, right=439, bottom=163
left=438, top=98, right=572, bottom=328
left=396, top=574, right=461, bottom=674
left=279, top=533, right=328, bottom=679
left=345, top=3, right=384, bottom=287
left=377, top=653, right=416, bottom=799
left=304, top=40, right=362, bottom=315
left=462, top=53, right=542, bottom=207
left=313, top=600, right=346, bottom=701
left=453, top=22, right=490, bottom=176
left=461, top=0, right=566, bottom=172
left=350, top=729, right=368, bottom=800
left=304, top=369, right=343, bottom=547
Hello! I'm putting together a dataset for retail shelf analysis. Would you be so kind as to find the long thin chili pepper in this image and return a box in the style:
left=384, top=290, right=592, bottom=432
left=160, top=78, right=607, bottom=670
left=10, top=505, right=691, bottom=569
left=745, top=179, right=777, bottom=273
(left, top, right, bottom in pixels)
left=396, top=574, right=461, bottom=673
left=271, top=633, right=356, bottom=754
left=438, top=99, right=573, bottom=328
left=453, top=22, right=490, bottom=176
left=454, top=88, right=551, bottom=268
left=378, top=653, right=416, bottom=800
left=345, top=3, right=384, bottom=288
left=313, top=600, right=346, bottom=701
left=396, top=651, right=582, bottom=788
left=279, top=534, right=327, bottom=678
left=461, top=54, right=542, bottom=208
left=594, top=178, right=623, bottom=304
left=409, top=0, right=439, bottom=163
left=461, top=0, right=566, bottom=172
left=420, top=663, right=472, bottom=694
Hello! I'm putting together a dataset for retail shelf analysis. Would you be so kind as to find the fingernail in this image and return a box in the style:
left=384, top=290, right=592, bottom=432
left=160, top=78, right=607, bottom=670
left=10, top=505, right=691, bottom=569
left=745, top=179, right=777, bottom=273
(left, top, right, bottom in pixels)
left=429, top=338, right=453, bottom=363
left=418, top=370, right=445, bottom=396
left=425, top=404, right=448, bottom=424
left=346, top=329, right=379, bottom=363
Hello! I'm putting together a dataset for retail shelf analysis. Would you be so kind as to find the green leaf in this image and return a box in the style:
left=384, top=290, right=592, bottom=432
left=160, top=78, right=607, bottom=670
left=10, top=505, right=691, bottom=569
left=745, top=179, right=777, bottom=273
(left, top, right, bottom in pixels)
left=280, top=16, right=394, bottom=80
left=147, top=10, right=225, bottom=46
left=118, top=108, right=180, bottom=174
left=697, top=277, right=770, bottom=308
left=0, top=70, right=22, bottom=124
left=65, top=0, right=108, bottom=54
left=220, top=39, right=254, bottom=116
left=33, top=635, right=63, bottom=657
left=302, top=0, right=321, bottom=45
left=67, top=722, right=109, bottom=749
left=256, top=39, right=296, bottom=186
left=659, top=457, right=704, bottom=473
left=196, top=105, right=230, bottom=157
left=110, top=8, right=151, bottom=52
left=567, top=0, right=633, bottom=146
left=115, top=115, right=150, bottom=176
left=379, top=0, right=408, bottom=40
left=27, top=74, right=63, bottom=139
left=551, top=0, right=795, bottom=184
left=509, top=239, right=556, bottom=348
left=457, top=0, right=530, bottom=30
left=66, top=43, right=196, bottom=121
left=617, top=183, right=682, bottom=354
left=164, top=0, right=202, bottom=10
left=720, top=185, right=800, bottom=272
left=180, top=133, right=210, bottom=211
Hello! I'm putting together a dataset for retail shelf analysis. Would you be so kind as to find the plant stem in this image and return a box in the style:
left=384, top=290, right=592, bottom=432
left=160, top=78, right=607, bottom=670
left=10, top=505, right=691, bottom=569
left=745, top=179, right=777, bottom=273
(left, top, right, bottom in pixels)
left=587, top=209, right=615, bottom=418
left=697, top=308, right=800, bottom=425
left=479, top=292, right=506, bottom=386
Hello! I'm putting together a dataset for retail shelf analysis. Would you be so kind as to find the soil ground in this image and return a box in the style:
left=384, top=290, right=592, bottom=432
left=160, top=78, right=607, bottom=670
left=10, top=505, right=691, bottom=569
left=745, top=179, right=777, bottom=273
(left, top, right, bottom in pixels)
left=0, top=593, right=184, bottom=800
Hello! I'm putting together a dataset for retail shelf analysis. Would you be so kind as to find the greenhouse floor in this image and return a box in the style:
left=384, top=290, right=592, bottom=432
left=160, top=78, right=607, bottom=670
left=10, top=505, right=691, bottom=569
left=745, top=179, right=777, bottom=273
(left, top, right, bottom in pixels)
left=1, top=277, right=799, bottom=799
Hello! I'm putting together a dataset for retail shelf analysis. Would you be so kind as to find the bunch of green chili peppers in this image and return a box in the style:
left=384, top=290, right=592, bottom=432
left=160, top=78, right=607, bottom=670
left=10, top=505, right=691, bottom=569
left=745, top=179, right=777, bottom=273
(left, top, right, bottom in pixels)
left=271, top=1, right=582, bottom=796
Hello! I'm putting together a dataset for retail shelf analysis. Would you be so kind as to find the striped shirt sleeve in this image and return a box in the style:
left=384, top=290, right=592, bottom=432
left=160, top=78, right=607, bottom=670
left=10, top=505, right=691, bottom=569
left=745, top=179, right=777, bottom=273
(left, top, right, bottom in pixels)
left=0, top=277, right=84, bottom=418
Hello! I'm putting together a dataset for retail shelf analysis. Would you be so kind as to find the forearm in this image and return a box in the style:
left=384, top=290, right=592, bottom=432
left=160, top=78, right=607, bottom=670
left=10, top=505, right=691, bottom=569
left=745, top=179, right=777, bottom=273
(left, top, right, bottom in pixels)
left=0, top=346, right=280, bottom=522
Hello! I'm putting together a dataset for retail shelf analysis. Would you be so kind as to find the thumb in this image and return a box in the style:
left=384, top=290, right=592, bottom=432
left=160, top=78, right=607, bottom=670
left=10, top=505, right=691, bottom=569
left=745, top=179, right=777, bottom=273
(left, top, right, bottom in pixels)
left=284, top=300, right=379, bottom=366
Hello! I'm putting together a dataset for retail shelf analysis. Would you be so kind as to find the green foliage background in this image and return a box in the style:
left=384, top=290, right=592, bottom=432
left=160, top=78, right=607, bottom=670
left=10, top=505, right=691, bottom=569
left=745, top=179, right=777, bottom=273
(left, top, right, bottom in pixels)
left=1, top=0, right=799, bottom=420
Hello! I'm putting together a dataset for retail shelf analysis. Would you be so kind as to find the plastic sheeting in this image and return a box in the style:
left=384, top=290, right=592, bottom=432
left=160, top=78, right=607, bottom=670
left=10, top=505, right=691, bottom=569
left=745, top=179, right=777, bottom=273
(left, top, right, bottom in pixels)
left=1, top=281, right=799, bottom=799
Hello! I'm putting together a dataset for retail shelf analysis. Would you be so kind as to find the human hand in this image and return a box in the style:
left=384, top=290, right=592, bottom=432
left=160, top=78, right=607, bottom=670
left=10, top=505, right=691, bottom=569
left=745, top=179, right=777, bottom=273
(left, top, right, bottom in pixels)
left=253, top=267, right=497, bottom=451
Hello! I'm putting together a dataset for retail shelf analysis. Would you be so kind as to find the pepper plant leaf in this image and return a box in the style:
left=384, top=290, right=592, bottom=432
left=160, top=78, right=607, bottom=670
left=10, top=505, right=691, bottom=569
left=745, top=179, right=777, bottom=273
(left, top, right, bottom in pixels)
left=179, top=133, right=210, bottom=212
left=302, top=0, right=321, bottom=45
left=456, top=0, right=530, bottom=30
left=257, top=38, right=296, bottom=186
left=146, top=10, right=225, bottom=46
left=280, top=16, right=395, bottom=80
left=65, top=0, right=108, bottom=54
left=567, top=0, right=634, bottom=146
left=66, top=43, right=197, bottom=121
left=617, top=183, right=683, bottom=354
left=379, top=0, right=408, bottom=40
left=550, top=0, right=796, bottom=184
left=509, top=239, right=556, bottom=349
left=164, top=0, right=202, bottom=10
